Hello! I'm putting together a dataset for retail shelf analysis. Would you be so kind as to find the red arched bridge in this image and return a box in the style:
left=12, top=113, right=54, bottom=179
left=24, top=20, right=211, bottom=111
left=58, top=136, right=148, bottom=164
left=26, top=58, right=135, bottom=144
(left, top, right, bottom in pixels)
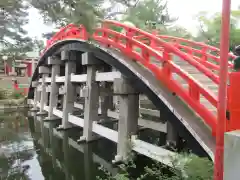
left=27, top=20, right=240, bottom=168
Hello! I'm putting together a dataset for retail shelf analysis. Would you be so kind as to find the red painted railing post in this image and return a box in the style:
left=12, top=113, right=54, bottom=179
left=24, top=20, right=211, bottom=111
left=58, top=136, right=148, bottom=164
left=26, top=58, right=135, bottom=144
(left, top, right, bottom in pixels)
left=162, top=50, right=172, bottom=79
left=142, top=50, right=150, bottom=62
left=150, top=30, right=158, bottom=49
left=189, top=83, right=200, bottom=101
left=226, top=72, right=240, bottom=131
left=202, top=47, right=208, bottom=61
left=126, top=28, right=134, bottom=52
left=214, top=0, right=231, bottom=179
left=102, top=22, right=108, bottom=39
left=187, top=48, right=193, bottom=57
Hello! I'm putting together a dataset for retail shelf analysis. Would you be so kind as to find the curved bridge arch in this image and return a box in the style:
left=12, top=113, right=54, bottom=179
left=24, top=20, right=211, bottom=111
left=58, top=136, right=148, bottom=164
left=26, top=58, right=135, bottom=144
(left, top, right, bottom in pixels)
left=28, top=38, right=215, bottom=161
left=28, top=20, right=240, bottom=165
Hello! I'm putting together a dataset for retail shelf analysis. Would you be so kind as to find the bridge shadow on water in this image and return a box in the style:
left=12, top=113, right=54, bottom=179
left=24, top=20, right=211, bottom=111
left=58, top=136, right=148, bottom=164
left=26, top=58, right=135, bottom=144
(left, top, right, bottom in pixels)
left=1, top=109, right=172, bottom=180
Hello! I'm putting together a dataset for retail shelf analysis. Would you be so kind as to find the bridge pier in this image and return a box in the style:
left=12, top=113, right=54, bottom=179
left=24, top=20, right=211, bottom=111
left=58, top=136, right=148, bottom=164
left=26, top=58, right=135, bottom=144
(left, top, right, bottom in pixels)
left=45, top=56, right=62, bottom=121
left=166, top=121, right=179, bottom=149
left=30, top=81, right=40, bottom=112
left=37, top=66, right=50, bottom=116
left=57, top=51, right=77, bottom=130
left=113, top=78, right=139, bottom=163
left=99, top=82, right=114, bottom=122
left=78, top=52, right=100, bottom=142
left=161, top=108, right=180, bottom=149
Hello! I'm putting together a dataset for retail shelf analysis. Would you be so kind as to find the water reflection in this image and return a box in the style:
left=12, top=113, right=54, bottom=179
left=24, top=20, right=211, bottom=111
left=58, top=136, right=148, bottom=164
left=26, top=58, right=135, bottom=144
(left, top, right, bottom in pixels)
left=0, top=109, right=34, bottom=180
left=1, top=110, right=166, bottom=180
left=1, top=110, right=119, bottom=180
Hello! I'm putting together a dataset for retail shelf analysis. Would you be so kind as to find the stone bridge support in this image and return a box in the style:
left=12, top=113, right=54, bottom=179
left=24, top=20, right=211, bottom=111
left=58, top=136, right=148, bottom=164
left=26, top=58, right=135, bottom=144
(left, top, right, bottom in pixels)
left=57, top=50, right=77, bottom=130
left=45, top=56, right=62, bottom=121
left=30, top=81, right=40, bottom=112
left=113, top=78, right=139, bottom=162
left=37, top=66, right=50, bottom=116
left=79, top=52, right=101, bottom=142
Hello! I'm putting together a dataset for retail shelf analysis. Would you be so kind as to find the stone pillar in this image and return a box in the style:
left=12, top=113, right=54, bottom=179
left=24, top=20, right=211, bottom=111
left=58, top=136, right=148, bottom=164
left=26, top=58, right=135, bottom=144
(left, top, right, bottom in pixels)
left=44, top=56, right=62, bottom=121
left=30, top=81, right=40, bottom=111
left=224, top=131, right=240, bottom=180
left=160, top=106, right=179, bottom=149
left=78, top=52, right=100, bottom=142
left=99, top=82, right=113, bottom=122
left=57, top=51, right=77, bottom=130
left=113, top=78, right=139, bottom=162
left=166, top=121, right=179, bottom=149
left=37, top=66, right=50, bottom=116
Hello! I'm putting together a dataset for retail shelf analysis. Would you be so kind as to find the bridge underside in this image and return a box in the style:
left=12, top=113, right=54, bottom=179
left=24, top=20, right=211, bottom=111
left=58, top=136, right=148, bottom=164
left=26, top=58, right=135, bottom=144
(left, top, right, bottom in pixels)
left=28, top=40, right=215, bottom=165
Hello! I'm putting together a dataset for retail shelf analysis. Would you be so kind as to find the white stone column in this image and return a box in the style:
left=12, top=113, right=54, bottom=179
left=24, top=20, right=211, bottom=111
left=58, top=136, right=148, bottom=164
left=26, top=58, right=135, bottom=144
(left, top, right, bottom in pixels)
left=30, top=81, right=40, bottom=111
left=99, top=82, right=113, bottom=122
left=78, top=52, right=100, bottom=142
left=37, top=66, right=50, bottom=116
left=113, top=78, right=139, bottom=163
left=166, top=121, right=179, bottom=148
left=57, top=50, right=77, bottom=130
left=224, top=131, right=240, bottom=180
left=44, top=56, right=62, bottom=121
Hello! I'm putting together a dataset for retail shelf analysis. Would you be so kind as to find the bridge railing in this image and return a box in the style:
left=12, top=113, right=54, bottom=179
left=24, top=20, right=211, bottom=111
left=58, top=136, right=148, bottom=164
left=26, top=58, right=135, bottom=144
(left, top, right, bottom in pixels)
left=40, top=21, right=240, bottom=135
left=102, top=20, right=220, bottom=84
left=157, top=35, right=235, bottom=74
left=42, top=24, right=88, bottom=54
left=94, top=21, right=218, bottom=135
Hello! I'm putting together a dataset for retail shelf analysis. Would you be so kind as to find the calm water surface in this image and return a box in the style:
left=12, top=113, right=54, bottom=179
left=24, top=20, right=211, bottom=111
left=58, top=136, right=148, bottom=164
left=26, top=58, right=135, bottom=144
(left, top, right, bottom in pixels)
left=0, top=109, right=160, bottom=180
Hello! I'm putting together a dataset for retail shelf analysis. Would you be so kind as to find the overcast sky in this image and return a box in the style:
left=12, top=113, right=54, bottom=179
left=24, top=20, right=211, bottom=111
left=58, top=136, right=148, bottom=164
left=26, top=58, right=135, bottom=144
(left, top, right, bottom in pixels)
left=24, top=0, right=240, bottom=39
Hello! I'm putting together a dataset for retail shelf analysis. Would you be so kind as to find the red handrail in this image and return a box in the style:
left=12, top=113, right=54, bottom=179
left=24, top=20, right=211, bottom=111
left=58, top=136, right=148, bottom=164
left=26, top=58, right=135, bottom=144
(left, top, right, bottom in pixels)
left=134, top=33, right=235, bottom=74
left=158, top=35, right=235, bottom=67
left=93, top=26, right=217, bottom=134
left=42, top=24, right=88, bottom=54
left=42, top=21, right=223, bottom=136
left=103, top=20, right=220, bottom=85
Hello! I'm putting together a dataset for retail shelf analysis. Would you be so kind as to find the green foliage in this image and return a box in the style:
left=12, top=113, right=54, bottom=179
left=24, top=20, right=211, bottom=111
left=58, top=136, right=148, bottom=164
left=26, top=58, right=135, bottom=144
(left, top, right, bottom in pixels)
left=123, top=0, right=176, bottom=31
left=183, top=155, right=213, bottom=180
left=97, top=154, right=213, bottom=180
left=0, top=0, right=34, bottom=57
left=30, top=0, right=106, bottom=32
left=0, top=0, right=28, bottom=40
left=195, top=11, right=240, bottom=51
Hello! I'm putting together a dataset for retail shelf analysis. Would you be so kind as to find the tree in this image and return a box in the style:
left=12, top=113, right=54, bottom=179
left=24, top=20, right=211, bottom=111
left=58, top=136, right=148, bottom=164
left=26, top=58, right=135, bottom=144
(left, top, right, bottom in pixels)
left=165, top=26, right=193, bottom=39
left=0, top=0, right=33, bottom=56
left=122, top=0, right=177, bottom=31
left=30, top=0, right=106, bottom=32
left=195, top=11, right=240, bottom=51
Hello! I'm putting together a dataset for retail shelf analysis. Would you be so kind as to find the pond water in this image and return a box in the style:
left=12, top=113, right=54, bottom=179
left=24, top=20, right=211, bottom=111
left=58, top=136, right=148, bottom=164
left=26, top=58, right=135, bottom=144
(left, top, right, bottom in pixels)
left=0, top=109, right=162, bottom=180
